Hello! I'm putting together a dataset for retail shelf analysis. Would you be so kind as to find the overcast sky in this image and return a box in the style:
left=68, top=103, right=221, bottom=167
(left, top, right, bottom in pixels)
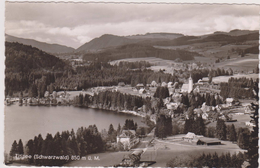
left=5, top=3, right=260, bottom=49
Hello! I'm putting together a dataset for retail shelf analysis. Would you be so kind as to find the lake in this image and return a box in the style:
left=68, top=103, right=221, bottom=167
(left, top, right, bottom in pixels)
left=4, top=104, right=143, bottom=153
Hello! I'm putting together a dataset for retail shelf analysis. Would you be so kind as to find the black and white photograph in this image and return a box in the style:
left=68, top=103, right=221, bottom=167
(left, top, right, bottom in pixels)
left=2, top=1, right=259, bottom=167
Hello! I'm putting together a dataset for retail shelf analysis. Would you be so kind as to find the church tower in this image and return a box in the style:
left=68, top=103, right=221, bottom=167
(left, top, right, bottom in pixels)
left=188, top=74, right=193, bottom=93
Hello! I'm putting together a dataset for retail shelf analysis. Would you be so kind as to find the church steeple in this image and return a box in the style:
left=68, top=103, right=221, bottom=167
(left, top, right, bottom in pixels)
left=188, top=73, right=193, bottom=93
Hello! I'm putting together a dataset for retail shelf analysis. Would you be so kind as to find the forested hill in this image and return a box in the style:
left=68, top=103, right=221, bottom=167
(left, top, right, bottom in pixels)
left=76, top=33, right=184, bottom=53
left=5, top=42, right=68, bottom=73
left=83, top=44, right=199, bottom=62
left=76, top=34, right=137, bottom=52
left=5, top=42, right=71, bottom=96
left=5, top=34, right=75, bottom=54
left=150, top=31, right=259, bottom=46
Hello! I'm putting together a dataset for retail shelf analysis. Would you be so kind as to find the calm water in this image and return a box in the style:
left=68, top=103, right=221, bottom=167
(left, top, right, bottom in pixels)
left=4, top=104, right=143, bottom=153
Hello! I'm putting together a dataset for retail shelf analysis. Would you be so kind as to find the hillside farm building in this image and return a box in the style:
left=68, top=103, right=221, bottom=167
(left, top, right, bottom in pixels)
left=182, top=132, right=221, bottom=145
left=197, top=137, right=221, bottom=146
left=117, top=130, right=139, bottom=150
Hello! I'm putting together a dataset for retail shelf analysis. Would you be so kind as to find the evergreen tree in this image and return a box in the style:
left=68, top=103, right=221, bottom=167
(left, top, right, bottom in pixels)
left=193, top=116, right=205, bottom=136
left=184, top=119, right=194, bottom=134
left=18, top=139, right=24, bottom=154
left=228, top=124, right=237, bottom=142
left=215, top=119, right=226, bottom=140
left=155, top=114, right=167, bottom=139
left=26, top=139, right=34, bottom=164
left=10, top=140, right=18, bottom=158
left=165, top=116, right=173, bottom=136
left=117, top=123, right=121, bottom=135
left=108, top=124, right=115, bottom=135
left=247, top=81, right=259, bottom=167
left=237, top=130, right=250, bottom=149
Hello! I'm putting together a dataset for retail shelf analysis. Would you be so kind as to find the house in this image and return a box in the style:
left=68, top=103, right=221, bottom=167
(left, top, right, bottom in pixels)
left=136, top=83, right=144, bottom=90
left=182, top=132, right=201, bottom=143
left=183, top=132, right=221, bottom=145
left=226, top=98, right=234, bottom=106
left=118, top=82, right=126, bottom=87
left=161, top=82, right=167, bottom=87
left=151, top=81, right=158, bottom=87
left=120, top=150, right=143, bottom=167
left=166, top=102, right=179, bottom=110
left=168, top=82, right=173, bottom=88
left=193, top=86, right=200, bottom=93
left=245, top=121, right=256, bottom=127
left=181, top=84, right=189, bottom=93
left=244, top=105, right=254, bottom=114
left=197, top=137, right=221, bottom=145
left=139, top=89, right=147, bottom=94
left=117, top=130, right=139, bottom=150
left=201, top=102, right=213, bottom=113
left=133, top=88, right=138, bottom=92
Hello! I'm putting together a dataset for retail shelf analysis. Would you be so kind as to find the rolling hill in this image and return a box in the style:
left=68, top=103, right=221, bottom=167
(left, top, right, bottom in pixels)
left=5, top=42, right=69, bottom=73
left=76, top=33, right=184, bottom=53
left=5, top=34, right=75, bottom=54
left=82, top=43, right=200, bottom=62
left=76, top=34, right=137, bottom=52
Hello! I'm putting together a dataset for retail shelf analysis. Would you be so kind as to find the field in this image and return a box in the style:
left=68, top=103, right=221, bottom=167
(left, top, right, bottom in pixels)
left=141, top=135, right=245, bottom=167
left=63, top=133, right=245, bottom=167
left=204, top=73, right=259, bottom=84
left=207, top=106, right=252, bottom=129
left=216, top=54, right=259, bottom=71
left=110, top=56, right=213, bottom=75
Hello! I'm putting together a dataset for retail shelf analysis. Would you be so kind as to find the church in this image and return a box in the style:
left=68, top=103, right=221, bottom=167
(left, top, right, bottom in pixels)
left=181, top=75, right=193, bottom=93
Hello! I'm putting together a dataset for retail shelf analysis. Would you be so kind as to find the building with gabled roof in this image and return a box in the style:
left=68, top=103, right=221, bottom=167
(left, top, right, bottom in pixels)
left=117, top=130, right=139, bottom=150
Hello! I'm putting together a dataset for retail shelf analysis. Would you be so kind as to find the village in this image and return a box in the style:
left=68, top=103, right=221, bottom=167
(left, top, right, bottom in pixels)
left=5, top=68, right=258, bottom=167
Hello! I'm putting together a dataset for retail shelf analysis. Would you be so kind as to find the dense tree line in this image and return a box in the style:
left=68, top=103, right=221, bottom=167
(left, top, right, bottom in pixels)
left=56, top=62, right=178, bottom=91
left=10, top=125, right=103, bottom=166
left=118, top=61, right=152, bottom=69
left=220, top=77, right=257, bottom=99
left=5, top=42, right=67, bottom=73
left=10, top=139, right=24, bottom=159
left=154, top=86, right=169, bottom=99
left=155, top=114, right=172, bottom=139
left=123, top=119, right=138, bottom=131
left=167, top=152, right=246, bottom=167
left=247, top=81, right=259, bottom=167
left=5, top=42, right=70, bottom=97
left=74, top=91, right=163, bottom=114
left=208, top=68, right=233, bottom=78
left=184, top=116, right=205, bottom=136
left=83, top=44, right=197, bottom=62
left=181, top=92, right=222, bottom=109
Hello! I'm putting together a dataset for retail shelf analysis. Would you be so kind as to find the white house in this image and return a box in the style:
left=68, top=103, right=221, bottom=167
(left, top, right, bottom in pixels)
left=226, top=98, right=234, bottom=107
left=181, top=76, right=193, bottom=93
left=139, top=88, right=147, bottom=94
left=117, top=130, right=139, bottom=150
left=244, top=105, right=254, bottom=114
left=161, top=82, right=167, bottom=87
left=151, top=81, right=158, bottom=87
left=168, top=82, right=173, bottom=88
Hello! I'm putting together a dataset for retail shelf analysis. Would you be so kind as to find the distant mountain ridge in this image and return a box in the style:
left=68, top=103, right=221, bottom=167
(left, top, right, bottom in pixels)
left=5, top=34, right=75, bottom=54
left=75, top=29, right=258, bottom=53
left=76, top=34, right=137, bottom=52
left=6, top=29, right=258, bottom=55
left=76, top=33, right=184, bottom=53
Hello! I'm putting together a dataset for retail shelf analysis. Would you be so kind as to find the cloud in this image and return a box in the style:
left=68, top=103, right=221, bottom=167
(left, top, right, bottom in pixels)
left=5, top=3, right=260, bottom=48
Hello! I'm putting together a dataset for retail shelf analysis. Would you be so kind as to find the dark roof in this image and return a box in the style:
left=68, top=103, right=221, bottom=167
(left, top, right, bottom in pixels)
left=198, top=137, right=221, bottom=143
